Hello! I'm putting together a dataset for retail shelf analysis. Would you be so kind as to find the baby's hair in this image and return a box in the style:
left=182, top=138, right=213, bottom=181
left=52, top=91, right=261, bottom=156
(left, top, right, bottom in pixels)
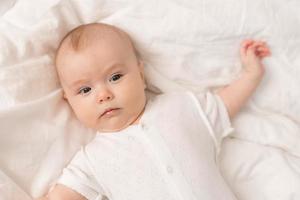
left=55, top=22, right=141, bottom=64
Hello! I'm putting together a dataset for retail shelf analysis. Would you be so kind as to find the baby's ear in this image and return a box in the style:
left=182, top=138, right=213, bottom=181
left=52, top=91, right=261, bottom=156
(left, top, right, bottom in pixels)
left=138, top=60, right=144, bottom=75
left=138, top=60, right=147, bottom=89
left=138, top=60, right=145, bottom=76
left=63, top=92, right=67, bottom=100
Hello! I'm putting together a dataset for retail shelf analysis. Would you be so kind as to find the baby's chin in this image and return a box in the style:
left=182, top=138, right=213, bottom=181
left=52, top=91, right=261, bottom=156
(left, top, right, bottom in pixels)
left=95, top=119, right=137, bottom=133
left=93, top=109, right=144, bottom=133
left=97, top=126, right=125, bottom=133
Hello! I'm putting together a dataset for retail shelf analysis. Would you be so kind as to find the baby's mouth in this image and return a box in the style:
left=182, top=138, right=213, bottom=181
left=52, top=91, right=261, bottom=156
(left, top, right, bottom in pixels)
left=100, top=108, right=121, bottom=118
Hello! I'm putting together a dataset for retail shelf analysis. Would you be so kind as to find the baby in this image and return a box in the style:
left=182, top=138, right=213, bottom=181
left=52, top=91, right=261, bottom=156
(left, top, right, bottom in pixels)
left=38, top=22, right=270, bottom=200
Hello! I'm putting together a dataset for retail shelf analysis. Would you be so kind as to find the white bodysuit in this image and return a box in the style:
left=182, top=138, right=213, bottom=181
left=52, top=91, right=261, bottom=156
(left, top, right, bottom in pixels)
left=57, top=91, right=236, bottom=200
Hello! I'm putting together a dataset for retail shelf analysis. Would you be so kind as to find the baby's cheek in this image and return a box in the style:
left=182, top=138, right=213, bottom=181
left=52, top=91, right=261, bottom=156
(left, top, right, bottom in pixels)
left=69, top=100, right=96, bottom=128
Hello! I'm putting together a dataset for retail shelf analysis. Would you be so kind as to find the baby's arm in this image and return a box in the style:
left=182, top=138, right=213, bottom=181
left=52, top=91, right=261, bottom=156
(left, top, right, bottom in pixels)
left=36, top=184, right=87, bottom=200
left=216, top=39, right=271, bottom=119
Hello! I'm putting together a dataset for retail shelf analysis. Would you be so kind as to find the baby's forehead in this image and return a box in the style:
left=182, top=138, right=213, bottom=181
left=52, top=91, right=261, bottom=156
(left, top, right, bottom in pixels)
left=58, top=23, right=133, bottom=56
left=55, top=23, right=140, bottom=73
left=55, top=23, right=140, bottom=80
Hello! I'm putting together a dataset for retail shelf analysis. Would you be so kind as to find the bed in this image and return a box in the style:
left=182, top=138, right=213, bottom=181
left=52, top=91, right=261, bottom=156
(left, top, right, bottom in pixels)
left=0, top=0, right=300, bottom=199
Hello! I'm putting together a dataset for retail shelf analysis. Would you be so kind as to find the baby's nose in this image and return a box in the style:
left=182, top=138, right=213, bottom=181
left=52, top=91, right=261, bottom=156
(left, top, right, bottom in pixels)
left=97, top=89, right=114, bottom=103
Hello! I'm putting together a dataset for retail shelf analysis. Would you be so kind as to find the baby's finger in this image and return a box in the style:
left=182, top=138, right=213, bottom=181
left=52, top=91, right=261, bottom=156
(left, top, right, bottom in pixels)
left=257, top=52, right=270, bottom=58
left=253, top=43, right=270, bottom=54
left=256, top=48, right=271, bottom=57
left=256, top=46, right=268, bottom=53
left=245, top=43, right=257, bottom=58
left=256, top=45, right=271, bottom=54
left=240, top=39, right=254, bottom=57
left=252, top=41, right=266, bottom=49
left=242, top=39, right=254, bottom=49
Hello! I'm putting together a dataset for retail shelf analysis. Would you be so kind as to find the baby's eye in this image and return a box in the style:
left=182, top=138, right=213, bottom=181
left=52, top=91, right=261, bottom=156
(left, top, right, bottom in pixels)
left=78, top=87, right=91, bottom=95
left=109, top=73, right=123, bottom=82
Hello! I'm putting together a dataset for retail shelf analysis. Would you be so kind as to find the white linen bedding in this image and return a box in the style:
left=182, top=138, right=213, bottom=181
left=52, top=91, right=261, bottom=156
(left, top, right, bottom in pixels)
left=0, top=0, right=299, bottom=199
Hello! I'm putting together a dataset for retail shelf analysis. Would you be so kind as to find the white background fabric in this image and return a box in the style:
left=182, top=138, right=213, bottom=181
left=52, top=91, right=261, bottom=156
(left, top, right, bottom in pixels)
left=0, top=0, right=300, bottom=199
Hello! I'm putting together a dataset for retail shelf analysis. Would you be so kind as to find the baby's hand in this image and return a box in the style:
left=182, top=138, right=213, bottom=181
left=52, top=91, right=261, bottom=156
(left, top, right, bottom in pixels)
left=217, top=39, right=271, bottom=119
left=240, top=39, right=271, bottom=80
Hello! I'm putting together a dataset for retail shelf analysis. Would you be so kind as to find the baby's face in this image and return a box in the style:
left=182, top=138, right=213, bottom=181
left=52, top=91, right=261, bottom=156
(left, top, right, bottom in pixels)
left=56, top=33, right=146, bottom=132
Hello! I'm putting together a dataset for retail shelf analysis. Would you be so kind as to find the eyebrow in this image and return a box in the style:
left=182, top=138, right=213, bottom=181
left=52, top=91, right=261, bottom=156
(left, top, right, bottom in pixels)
left=69, top=63, right=124, bottom=89
left=70, top=79, right=88, bottom=89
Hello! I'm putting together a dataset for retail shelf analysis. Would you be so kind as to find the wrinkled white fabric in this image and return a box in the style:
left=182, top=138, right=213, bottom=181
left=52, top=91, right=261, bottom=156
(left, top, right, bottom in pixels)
left=0, top=0, right=300, bottom=199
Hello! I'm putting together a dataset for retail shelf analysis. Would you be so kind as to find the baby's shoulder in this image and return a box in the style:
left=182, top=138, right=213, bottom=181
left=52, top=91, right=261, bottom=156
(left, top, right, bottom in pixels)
left=151, top=90, right=198, bottom=102
left=150, top=90, right=191, bottom=98
left=146, top=90, right=198, bottom=110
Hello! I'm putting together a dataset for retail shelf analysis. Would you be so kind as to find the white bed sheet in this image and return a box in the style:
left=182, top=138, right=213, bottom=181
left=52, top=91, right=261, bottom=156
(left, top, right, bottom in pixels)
left=0, top=0, right=300, bottom=199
